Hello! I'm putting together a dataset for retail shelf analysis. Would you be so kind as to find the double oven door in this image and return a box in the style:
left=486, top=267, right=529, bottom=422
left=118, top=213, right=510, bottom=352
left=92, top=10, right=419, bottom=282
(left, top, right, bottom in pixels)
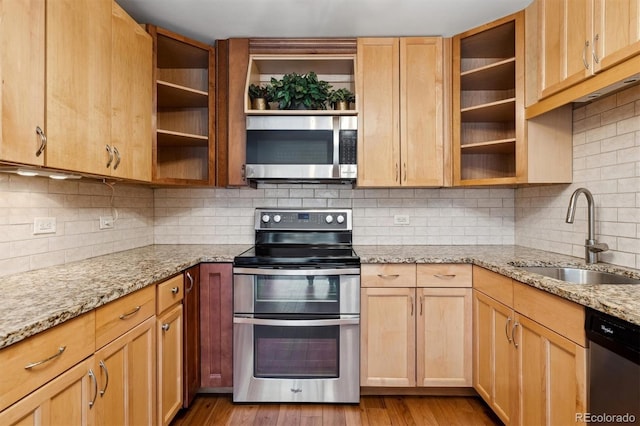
left=233, top=267, right=360, bottom=403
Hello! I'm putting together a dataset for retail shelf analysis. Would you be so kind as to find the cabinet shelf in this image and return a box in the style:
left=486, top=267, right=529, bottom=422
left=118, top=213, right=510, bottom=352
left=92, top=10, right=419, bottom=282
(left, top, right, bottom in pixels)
left=157, top=81, right=208, bottom=108
left=461, top=58, right=516, bottom=90
left=157, top=129, right=208, bottom=147
left=461, top=138, right=516, bottom=154
left=244, top=54, right=357, bottom=114
left=461, top=98, right=515, bottom=122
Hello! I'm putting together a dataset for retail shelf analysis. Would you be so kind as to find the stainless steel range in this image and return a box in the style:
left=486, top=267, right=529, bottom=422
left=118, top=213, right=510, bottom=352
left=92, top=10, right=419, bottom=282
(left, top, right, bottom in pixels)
left=232, top=208, right=360, bottom=403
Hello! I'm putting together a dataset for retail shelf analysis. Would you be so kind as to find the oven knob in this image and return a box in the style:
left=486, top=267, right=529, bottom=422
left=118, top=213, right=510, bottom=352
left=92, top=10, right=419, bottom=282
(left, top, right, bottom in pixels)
left=325, top=215, right=334, bottom=224
left=261, top=214, right=270, bottom=223
left=273, top=214, right=282, bottom=223
left=337, top=215, right=345, bottom=224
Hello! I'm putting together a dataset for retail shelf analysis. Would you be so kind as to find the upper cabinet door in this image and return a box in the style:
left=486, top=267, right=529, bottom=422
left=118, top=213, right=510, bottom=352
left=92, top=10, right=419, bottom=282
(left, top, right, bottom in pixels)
left=356, top=38, right=401, bottom=187
left=0, top=0, right=46, bottom=166
left=592, top=0, right=640, bottom=72
left=400, top=37, right=444, bottom=187
left=111, top=1, right=152, bottom=182
left=538, top=0, right=593, bottom=99
left=46, top=0, right=112, bottom=175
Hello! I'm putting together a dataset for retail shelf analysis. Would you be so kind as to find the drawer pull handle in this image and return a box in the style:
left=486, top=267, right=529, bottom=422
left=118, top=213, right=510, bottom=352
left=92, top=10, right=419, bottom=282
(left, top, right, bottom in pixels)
left=99, top=360, right=109, bottom=396
left=171, top=287, right=179, bottom=294
left=186, top=272, right=194, bottom=293
left=378, top=274, right=400, bottom=279
left=89, top=369, right=97, bottom=408
left=119, top=306, right=141, bottom=320
left=162, top=323, right=171, bottom=332
left=24, top=346, right=66, bottom=369
left=433, top=274, right=456, bottom=280
left=35, top=126, right=47, bottom=157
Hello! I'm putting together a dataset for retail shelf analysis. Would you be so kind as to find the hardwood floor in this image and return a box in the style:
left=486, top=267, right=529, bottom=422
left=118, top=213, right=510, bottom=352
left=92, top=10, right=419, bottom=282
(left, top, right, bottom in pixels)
left=171, top=394, right=502, bottom=425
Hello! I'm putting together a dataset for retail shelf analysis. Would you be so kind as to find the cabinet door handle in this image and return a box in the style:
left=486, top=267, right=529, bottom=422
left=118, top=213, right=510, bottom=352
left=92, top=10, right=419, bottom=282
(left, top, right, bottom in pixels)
left=403, top=163, right=407, bottom=182
left=105, top=145, right=114, bottom=168
left=98, top=360, right=109, bottom=396
left=162, top=323, right=171, bottom=332
left=377, top=274, right=400, bottom=279
left=113, top=146, right=121, bottom=170
left=171, top=286, right=179, bottom=294
left=434, top=274, right=456, bottom=280
left=592, top=34, right=600, bottom=64
left=505, top=317, right=512, bottom=343
left=119, top=306, right=141, bottom=320
left=35, top=126, right=47, bottom=157
left=186, top=272, right=194, bottom=292
left=419, top=296, right=423, bottom=316
left=395, top=163, right=399, bottom=182
left=241, top=164, right=246, bottom=181
left=512, top=322, right=520, bottom=348
left=582, top=40, right=590, bottom=69
left=24, top=346, right=66, bottom=369
left=88, top=369, right=98, bottom=408
left=409, top=296, right=414, bottom=316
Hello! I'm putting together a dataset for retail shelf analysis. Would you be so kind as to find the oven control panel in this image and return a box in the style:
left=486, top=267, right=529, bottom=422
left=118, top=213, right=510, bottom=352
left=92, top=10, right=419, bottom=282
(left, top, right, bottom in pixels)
left=255, top=209, right=352, bottom=230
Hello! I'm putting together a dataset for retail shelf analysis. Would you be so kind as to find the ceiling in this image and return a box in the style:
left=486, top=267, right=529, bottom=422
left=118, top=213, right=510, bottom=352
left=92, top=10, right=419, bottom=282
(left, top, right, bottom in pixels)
left=117, top=0, right=534, bottom=45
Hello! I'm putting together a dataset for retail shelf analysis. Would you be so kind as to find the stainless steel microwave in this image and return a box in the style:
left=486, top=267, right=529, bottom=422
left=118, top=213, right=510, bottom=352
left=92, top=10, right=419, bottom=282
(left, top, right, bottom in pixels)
left=245, top=116, right=357, bottom=183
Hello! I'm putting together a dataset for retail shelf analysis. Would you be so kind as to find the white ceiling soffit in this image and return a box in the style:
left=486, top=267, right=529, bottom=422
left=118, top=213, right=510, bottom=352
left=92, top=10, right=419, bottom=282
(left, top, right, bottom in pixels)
left=117, top=0, right=534, bottom=45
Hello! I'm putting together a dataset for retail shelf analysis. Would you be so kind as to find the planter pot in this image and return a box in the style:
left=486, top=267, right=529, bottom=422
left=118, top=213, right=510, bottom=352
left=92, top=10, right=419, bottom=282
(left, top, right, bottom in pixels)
left=252, top=98, right=268, bottom=110
left=334, top=101, right=349, bottom=110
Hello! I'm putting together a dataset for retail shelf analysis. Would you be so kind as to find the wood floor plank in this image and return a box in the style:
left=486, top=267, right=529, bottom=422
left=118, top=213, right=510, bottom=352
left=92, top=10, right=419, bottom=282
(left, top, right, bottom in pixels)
left=170, top=395, right=501, bottom=426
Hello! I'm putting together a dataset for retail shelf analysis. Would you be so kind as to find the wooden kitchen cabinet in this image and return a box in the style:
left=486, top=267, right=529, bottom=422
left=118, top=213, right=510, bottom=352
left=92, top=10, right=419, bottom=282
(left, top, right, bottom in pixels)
left=156, top=274, right=184, bottom=426
left=453, top=12, right=572, bottom=185
left=46, top=0, right=112, bottom=175
left=183, top=266, right=201, bottom=408
left=537, top=0, right=640, bottom=100
left=199, top=263, right=233, bottom=388
left=0, top=0, right=46, bottom=167
left=356, top=37, right=447, bottom=187
left=0, top=357, right=96, bottom=426
left=111, top=1, right=152, bottom=182
left=361, top=264, right=472, bottom=388
left=473, top=266, right=587, bottom=425
left=148, top=25, right=216, bottom=185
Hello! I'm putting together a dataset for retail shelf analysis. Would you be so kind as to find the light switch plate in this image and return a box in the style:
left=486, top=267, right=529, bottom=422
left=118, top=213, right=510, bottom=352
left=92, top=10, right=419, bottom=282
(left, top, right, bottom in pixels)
left=394, top=215, right=410, bottom=225
left=33, top=217, right=56, bottom=234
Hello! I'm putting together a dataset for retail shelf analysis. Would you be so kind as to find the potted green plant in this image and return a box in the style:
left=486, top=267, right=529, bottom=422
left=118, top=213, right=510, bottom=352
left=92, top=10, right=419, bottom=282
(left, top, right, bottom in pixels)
left=328, top=88, right=355, bottom=110
left=268, top=71, right=332, bottom=110
left=248, top=83, right=271, bottom=110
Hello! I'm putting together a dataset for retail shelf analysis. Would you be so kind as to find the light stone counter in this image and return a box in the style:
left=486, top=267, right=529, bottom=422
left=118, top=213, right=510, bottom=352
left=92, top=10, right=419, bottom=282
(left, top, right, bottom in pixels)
left=1, top=244, right=638, bottom=350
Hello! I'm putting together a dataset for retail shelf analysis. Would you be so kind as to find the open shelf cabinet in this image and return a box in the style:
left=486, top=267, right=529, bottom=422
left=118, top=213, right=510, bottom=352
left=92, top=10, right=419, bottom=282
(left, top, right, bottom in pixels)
left=244, top=54, right=357, bottom=114
left=148, top=25, right=215, bottom=185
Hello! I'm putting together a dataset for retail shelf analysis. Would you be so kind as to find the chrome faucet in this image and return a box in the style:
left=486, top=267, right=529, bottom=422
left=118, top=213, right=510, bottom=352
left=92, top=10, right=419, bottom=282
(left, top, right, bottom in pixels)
left=566, top=188, right=608, bottom=264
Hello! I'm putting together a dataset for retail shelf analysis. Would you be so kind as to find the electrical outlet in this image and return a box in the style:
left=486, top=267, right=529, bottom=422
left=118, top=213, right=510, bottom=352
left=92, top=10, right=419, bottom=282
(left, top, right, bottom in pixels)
left=100, top=216, right=114, bottom=230
left=393, top=215, right=410, bottom=225
left=33, top=217, right=56, bottom=234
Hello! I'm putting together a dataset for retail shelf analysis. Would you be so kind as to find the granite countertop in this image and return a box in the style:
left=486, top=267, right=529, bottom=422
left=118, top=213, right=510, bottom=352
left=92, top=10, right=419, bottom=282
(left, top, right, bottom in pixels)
left=1, top=244, right=638, bottom=350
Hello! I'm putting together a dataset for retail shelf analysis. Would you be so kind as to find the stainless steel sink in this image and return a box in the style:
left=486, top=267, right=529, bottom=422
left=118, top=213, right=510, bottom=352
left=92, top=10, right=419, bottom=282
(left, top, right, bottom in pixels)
left=518, top=266, right=640, bottom=285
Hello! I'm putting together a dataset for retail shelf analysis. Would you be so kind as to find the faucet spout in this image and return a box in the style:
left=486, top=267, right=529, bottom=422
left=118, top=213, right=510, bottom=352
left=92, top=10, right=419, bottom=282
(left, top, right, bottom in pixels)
left=566, top=188, right=606, bottom=264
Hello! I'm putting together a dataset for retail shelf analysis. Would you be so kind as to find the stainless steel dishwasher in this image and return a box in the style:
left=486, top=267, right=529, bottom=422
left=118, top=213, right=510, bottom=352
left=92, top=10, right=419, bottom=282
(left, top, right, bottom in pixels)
left=585, top=308, right=639, bottom=425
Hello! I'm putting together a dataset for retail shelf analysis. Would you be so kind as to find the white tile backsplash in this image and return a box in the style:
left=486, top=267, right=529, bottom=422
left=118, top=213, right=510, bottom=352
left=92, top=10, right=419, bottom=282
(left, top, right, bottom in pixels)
left=515, top=85, right=640, bottom=269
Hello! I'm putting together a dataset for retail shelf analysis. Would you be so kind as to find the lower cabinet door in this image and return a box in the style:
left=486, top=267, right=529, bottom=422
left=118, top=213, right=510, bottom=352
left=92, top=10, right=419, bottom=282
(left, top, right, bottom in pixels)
left=95, top=317, right=156, bottom=426
left=183, top=265, right=200, bottom=408
left=158, top=304, right=183, bottom=426
left=0, top=357, right=96, bottom=426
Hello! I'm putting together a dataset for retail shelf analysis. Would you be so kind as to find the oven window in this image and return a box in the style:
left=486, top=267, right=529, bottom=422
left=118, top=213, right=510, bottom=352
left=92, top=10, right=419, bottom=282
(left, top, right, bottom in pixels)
left=255, top=275, right=340, bottom=314
left=254, top=325, right=339, bottom=378
left=246, top=130, right=333, bottom=165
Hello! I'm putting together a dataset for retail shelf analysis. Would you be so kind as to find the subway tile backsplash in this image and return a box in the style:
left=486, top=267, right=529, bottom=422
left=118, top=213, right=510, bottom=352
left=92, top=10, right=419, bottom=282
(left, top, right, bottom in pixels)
left=0, top=86, right=637, bottom=277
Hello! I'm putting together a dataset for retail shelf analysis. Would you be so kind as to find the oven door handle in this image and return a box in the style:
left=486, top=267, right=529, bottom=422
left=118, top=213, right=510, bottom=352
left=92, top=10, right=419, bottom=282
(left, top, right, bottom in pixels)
left=233, top=267, right=360, bottom=276
left=233, top=316, right=360, bottom=327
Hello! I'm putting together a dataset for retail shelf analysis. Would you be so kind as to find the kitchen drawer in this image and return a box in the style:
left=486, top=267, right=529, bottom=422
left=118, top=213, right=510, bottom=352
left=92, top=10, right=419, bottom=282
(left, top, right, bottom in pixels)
left=361, top=264, right=416, bottom=288
left=417, top=264, right=472, bottom=287
left=513, top=281, right=586, bottom=346
left=0, top=312, right=95, bottom=412
left=95, top=285, right=155, bottom=349
left=472, top=266, right=513, bottom=307
left=157, top=274, right=184, bottom=314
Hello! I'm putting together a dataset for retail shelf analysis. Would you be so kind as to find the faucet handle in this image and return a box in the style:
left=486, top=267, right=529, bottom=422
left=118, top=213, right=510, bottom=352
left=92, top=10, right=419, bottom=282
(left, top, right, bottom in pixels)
left=587, top=241, right=609, bottom=253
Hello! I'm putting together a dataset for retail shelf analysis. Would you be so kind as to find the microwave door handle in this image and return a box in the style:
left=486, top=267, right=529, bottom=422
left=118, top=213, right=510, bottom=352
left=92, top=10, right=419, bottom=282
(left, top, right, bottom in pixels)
left=233, top=316, right=360, bottom=327
left=233, top=267, right=360, bottom=276
left=333, top=116, right=340, bottom=177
